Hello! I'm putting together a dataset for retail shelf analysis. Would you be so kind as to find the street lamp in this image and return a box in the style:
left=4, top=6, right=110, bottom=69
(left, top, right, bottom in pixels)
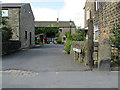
left=69, top=19, right=72, bottom=36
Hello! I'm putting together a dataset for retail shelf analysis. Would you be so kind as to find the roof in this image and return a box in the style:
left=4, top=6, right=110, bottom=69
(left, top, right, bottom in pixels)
left=2, top=3, right=29, bottom=8
left=35, top=21, right=76, bottom=28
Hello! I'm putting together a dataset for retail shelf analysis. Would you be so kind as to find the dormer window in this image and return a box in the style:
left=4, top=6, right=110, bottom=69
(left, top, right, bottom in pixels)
left=2, top=10, right=8, bottom=17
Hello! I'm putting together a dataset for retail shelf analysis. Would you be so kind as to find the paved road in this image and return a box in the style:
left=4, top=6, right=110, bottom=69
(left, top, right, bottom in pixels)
left=2, top=44, right=119, bottom=88
left=3, top=44, right=88, bottom=72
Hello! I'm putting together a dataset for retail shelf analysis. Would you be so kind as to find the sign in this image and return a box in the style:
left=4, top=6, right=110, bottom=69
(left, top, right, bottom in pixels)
left=73, top=48, right=82, bottom=53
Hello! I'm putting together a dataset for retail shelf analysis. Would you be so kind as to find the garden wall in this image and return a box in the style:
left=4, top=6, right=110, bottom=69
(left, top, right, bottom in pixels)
left=2, top=40, right=21, bottom=55
left=70, top=41, right=87, bottom=64
left=70, top=41, right=98, bottom=67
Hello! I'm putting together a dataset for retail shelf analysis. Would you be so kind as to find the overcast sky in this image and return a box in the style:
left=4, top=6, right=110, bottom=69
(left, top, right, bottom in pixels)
left=1, top=0, right=86, bottom=27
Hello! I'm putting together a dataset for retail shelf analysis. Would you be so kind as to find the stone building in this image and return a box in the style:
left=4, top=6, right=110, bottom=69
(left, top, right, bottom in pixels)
left=35, top=20, right=76, bottom=42
left=84, top=0, right=120, bottom=42
left=2, top=3, right=35, bottom=48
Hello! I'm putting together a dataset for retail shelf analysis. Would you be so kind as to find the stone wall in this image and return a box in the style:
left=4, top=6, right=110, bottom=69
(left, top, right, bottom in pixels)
left=2, top=4, right=35, bottom=49
left=0, top=32, right=2, bottom=56
left=97, top=2, right=120, bottom=40
left=84, top=1, right=95, bottom=28
left=2, top=40, right=21, bottom=55
left=84, top=1, right=120, bottom=40
left=70, top=41, right=87, bottom=64
left=70, top=41, right=99, bottom=67
left=20, top=4, right=35, bottom=48
left=59, top=27, right=76, bottom=42
left=7, top=8, right=20, bottom=40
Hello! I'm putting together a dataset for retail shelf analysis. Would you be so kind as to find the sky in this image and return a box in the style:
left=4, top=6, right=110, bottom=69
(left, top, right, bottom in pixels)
left=1, top=0, right=86, bottom=27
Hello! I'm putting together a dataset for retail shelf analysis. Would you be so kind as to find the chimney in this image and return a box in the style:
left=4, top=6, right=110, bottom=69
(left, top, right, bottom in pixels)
left=57, top=18, right=59, bottom=22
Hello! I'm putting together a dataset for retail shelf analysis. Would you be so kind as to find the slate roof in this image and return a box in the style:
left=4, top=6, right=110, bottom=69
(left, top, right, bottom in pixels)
left=2, top=3, right=29, bottom=8
left=35, top=21, right=76, bottom=28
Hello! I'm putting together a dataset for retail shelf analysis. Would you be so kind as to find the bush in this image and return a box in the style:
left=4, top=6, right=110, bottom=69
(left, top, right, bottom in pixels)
left=56, top=32, right=60, bottom=37
left=110, top=24, right=120, bottom=49
left=110, top=24, right=120, bottom=66
left=64, top=40, right=72, bottom=54
left=65, top=32, right=71, bottom=40
left=72, top=33, right=86, bottom=41
left=1, top=18, right=13, bottom=41
left=57, top=37, right=62, bottom=44
left=2, top=27, right=13, bottom=41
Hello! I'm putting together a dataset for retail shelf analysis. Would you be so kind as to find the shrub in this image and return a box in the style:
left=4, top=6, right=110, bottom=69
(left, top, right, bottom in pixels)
left=72, top=33, right=86, bottom=41
left=56, top=32, right=60, bottom=37
left=57, top=37, right=62, bottom=44
left=72, top=27, right=86, bottom=41
left=65, top=31, right=71, bottom=40
left=64, top=40, right=72, bottom=54
left=110, top=24, right=120, bottom=49
left=1, top=18, right=13, bottom=41
left=110, top=24, right=120, bottom=66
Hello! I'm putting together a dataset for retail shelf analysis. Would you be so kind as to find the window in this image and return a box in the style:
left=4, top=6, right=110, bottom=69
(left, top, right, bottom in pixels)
left=2, top=10, right=8, bottom=17
left=25, top=31, right=27, bottom=39
left=86, top=9, right=90, bottom=20
left=95, top=0, right=100, bottom=11
left=94, top=25, right=99, bottom=41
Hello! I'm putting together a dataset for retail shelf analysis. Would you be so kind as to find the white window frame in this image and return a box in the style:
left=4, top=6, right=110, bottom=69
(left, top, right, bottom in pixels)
left=94, top=25, right=99, bottom=42
left=2, top=10, right=8, bottom=17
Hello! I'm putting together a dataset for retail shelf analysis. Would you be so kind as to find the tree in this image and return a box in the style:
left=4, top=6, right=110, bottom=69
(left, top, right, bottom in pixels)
left=0, top=18, right=13, bottom=41
left=72, top=27, right=86, bottom=41
left=35, top=27, right=59, bottom=37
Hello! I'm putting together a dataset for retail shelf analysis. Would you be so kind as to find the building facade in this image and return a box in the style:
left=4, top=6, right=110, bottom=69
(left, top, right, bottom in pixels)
left=2, top=3, right=35, bottom=48
left=84, top=0, right=120, bottom=42
left=35, top=20, right=76, bottom=42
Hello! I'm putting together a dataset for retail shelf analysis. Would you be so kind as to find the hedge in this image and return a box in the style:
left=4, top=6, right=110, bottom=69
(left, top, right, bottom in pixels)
left=64, top=40, right=72, bottom=54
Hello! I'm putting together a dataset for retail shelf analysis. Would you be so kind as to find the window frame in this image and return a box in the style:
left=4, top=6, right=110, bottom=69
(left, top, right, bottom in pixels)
left=25, top=31, right=27, bottom=39
left=94, top=25, right=99, bottom=41
left=2, top=9, right=9, bottom=17
left=95, top=0, right=100, bottom=11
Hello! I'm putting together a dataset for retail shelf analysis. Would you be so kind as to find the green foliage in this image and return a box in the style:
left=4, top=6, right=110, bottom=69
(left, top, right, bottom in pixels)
left=35, top=27, right=59, bottom=37
left=111, top=48, right=120, bottom=65
left=64, top=40, right=72, bottom=54
left=72, top=33, right=86, bottom=41
left=1, top=18, right=13, bottom=41
left=56, top=32, right=60, bottom=37
left=72, top=27, right=86, bottom=41
left=81, top=46, right=87, bottom=53
left=110, top=24, right=120, bottom=66
left=64, top=27, right=86, bottom=54
left=2, top=18, right=8, bottom=25
left=65, top=31, right=71, bottom=40
left=57, top=37, right=62, bottom=44
left=110, top=24, right=120, bottom=49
